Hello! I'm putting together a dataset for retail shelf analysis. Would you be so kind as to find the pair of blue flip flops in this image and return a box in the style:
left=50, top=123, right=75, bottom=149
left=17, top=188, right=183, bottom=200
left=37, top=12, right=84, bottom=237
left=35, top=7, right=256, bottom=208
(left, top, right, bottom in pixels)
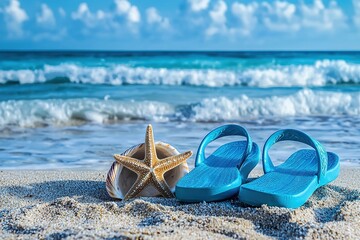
left=175, top=124, right=340, bottom=209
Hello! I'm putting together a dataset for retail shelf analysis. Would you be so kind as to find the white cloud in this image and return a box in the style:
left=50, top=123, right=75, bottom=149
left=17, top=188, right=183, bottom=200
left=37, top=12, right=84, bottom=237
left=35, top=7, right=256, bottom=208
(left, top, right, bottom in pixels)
left=206, top=0, right=227, bottom=37
left=209, top=0, right=227, bottom=25
left=259, top=0, right=346, bottom=33
left=231, top=2, right=258, bottom=35
left=262, top=1, right=299, bottom=32
left=146, top=7, right=170, bottom=29
left=128, top=6, right=140, bottom=23
left=201, top=0, right=347, bottom=39
left=114, top=0, right=140, bottom=23
left=228, top=0, right=346, bottom=36
left=3, top=0, right=28, bottom=38
left=36, top=4, right=56, bottom=29
left=59, top=7, right=66, bottom=17
left=300, top=0, right=346, bottom=31
left=71, top=3, right=111, bottom=29
left=71, top=1, right=141, bottom=35
left=71, top=3, right=95, bottom=28
left=187, top=0, right=210, bottom=12
left=0, top=0, right=351, bottom=44
left=115, top=0, right=130, bottom=13
left=353, top=0, right=360, bottom=27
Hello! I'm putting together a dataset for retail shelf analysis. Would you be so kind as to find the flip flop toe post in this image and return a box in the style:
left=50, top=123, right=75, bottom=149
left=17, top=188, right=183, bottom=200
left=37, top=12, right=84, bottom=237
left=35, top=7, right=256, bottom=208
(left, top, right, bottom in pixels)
left=175, top=124, right=260, bottom=202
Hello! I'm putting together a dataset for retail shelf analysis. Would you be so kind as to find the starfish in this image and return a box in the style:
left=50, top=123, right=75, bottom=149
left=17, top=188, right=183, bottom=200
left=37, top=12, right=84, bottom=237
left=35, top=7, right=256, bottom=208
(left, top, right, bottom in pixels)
left=114, top=124, right=192, bottom=200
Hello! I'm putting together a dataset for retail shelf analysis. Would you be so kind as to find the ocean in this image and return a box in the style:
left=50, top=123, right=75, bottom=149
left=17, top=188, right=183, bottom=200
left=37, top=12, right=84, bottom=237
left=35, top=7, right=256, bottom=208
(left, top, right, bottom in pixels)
left=0, top=51, right=359, bottom=169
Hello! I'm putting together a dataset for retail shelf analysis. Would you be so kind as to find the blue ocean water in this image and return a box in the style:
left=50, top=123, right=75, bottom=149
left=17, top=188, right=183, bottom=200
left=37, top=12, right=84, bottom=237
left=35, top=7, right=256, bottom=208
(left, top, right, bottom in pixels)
left=0, top=51, right=359, bottom=169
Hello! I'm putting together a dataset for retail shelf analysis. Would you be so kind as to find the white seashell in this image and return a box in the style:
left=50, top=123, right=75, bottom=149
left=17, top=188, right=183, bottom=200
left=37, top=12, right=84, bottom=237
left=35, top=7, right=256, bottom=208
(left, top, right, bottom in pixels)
left=106, top=142, right=189, bottom=199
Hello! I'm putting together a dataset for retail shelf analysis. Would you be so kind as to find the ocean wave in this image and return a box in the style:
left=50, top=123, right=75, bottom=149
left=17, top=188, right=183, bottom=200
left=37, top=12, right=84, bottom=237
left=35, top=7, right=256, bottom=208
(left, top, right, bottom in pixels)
left=1, top=60, right=360, bottom=87
left=0, top=90, right=359, bottom=127
left=0, top=99, right=174, bottom=127
left=190, top=89, right=360, bottom=122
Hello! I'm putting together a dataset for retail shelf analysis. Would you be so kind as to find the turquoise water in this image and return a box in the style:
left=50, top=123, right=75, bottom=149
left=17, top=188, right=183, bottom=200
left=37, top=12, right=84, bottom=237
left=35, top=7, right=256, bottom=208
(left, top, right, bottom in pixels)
left=0, top=51, right=359, bottom=169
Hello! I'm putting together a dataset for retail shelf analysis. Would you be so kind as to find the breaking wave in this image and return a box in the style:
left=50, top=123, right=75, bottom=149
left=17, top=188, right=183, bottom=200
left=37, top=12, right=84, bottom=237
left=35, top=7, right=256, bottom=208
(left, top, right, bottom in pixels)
left=1, top=60, right=360, bottom=87
left=191, top=89, right=360, bottom=122
left=0, top=89, right=359, bottom=127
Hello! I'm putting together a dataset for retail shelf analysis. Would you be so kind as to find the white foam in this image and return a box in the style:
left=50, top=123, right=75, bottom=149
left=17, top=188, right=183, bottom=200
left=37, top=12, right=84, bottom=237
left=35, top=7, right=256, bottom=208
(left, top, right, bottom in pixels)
left=1, top=60, right=360, bottom=87
left=0, top=99, right=173, bottom=127
left=0, top=90, right=359, bottom=127
left=191, top=89, right=360, bottom=121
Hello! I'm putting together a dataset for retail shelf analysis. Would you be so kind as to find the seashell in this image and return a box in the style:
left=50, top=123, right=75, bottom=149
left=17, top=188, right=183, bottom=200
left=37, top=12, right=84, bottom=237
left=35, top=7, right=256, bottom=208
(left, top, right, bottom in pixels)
left=106, top=125, right=191, bottom=200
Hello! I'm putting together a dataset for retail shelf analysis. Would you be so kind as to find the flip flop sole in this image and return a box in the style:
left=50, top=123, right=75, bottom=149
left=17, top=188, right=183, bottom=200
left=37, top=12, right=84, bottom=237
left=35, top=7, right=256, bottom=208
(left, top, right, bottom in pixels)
left=176, top=141, right=260, bottom=202
left=239, top=150, right=340, bottom=208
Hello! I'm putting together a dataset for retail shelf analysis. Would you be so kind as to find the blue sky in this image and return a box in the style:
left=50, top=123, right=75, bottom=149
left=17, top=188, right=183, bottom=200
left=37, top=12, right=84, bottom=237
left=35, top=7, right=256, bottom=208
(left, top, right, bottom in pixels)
left=0, top=0, right=359, bottom=50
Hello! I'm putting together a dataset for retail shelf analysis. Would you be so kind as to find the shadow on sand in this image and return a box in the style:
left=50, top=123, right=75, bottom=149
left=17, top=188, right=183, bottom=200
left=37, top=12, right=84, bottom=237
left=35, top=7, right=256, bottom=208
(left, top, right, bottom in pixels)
left=2, top=179, right=113, bottom=203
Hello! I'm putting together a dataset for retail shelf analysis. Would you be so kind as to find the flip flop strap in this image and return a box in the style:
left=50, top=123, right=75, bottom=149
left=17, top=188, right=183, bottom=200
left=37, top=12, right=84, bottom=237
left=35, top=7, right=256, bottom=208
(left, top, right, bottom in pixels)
left=263, top=129, right=328, bottom=183
left=195, top=124, right=252, bottom=168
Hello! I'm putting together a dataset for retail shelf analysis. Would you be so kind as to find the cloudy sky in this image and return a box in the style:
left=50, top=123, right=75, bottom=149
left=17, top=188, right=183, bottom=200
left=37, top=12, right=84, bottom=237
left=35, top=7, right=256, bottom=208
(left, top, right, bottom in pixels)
left=0, top=0, right=359, bottom=50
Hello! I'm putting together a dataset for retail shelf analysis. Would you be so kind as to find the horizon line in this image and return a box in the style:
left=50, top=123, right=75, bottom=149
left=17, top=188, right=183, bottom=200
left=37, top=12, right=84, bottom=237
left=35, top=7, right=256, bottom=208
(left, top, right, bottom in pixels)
left=1, top=50, right=360, bottom=52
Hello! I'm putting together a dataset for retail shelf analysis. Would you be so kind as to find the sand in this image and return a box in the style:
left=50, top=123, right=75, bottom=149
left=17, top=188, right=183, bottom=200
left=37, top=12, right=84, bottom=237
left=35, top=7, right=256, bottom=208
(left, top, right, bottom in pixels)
left=0, top=168, right=359, bottom=239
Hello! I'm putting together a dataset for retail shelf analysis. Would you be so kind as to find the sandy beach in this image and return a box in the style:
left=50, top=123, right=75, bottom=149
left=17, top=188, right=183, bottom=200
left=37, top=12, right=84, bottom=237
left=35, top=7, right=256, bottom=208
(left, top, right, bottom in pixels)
left=0, top=167, right=359, bottom=239
left=1, top=0, right=360, bottom=238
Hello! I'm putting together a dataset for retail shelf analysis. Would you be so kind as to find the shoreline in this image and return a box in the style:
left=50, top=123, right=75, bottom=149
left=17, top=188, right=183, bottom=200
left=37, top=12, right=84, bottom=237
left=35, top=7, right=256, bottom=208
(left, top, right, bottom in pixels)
left=1, top=168, right=359, bottom=239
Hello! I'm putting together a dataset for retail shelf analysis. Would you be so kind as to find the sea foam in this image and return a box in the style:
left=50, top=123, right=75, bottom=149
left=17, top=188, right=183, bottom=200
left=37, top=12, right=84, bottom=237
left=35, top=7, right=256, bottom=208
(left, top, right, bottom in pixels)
left=0, top=99, right=173, bottom=127
left=0, top=90, right=359, bottom=127
left=191, top=89, right=360, bottom=122
left=1, top=60, right=360, bottom=87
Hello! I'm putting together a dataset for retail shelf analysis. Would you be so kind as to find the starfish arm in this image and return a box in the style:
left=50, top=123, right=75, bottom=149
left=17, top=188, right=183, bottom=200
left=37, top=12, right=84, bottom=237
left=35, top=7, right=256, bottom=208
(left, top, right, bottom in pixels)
left=144, top=124, right=158, bottom=167
left=151, top=173, right=174, bottom=198
left=155, top=151, right=192, bottom=173
left=114, top=154, right=149, bottom=173
left=124, top=173, right=151, bottom=200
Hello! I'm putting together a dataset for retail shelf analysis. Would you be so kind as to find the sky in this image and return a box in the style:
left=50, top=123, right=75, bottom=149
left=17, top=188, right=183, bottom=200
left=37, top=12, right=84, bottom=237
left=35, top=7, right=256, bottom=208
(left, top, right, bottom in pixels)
left=0, top=0, right=359, bottom=50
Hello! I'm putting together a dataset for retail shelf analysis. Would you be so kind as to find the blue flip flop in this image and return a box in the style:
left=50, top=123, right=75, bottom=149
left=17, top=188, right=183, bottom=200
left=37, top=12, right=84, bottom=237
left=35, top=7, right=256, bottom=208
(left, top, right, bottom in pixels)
left=175, top=124, right=260, bottom=202
left=239, top=129, right=340, bottom=209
